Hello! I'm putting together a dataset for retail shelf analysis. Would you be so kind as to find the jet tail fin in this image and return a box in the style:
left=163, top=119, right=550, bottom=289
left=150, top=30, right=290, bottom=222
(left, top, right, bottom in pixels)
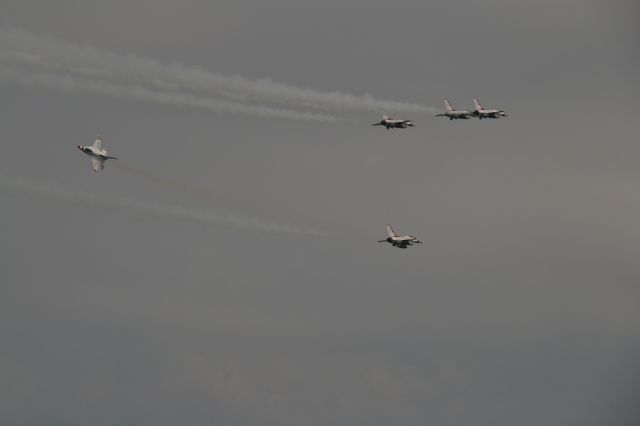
left=103, top=148, right=117, bottom=160
left=444, top=99, right=454, bottom=112
left=473, top=98, right=483, bottom=111
left=386, top=224, right=398, bottom=238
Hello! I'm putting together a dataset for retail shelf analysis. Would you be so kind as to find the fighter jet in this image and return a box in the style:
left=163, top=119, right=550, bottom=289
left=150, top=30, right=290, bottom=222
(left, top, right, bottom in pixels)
left=435, top=99, right=472, bottom=120
left=372, top=115, right=416, bottom=129
left=77, top=135, right=118, bottom=174
left=471, top=98, right=508, bottom=119
left=377, top=224, right=422, bottom=249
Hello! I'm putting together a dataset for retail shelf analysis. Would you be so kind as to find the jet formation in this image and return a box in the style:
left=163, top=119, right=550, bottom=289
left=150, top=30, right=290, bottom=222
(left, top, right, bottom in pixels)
left=78, top=95, right=508, bottom=249
left=435, top=98, right=508, bottom=120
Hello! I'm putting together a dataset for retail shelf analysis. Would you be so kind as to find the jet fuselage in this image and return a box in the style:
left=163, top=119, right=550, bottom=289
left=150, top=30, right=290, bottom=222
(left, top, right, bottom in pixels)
left=472, top=109, right=508, bottom=119
left=437, top=111, right=472, bottom=120
left=77, top=145, right=109, bottom=160
left=372, top=117, right=415, bottom=129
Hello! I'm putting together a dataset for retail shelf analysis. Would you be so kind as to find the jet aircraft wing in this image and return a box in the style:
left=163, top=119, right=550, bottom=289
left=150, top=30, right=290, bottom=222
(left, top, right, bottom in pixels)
left=91, top=136, right=102, bottom=151
left=91, top=158, right=103, bottom=174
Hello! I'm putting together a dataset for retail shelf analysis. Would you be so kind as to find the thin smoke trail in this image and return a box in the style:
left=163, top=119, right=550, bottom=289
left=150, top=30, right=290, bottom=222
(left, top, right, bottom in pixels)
left=111, top=161, right=242, bottom=208
left=0, top=67, right=340, bottom=122
left=112, top=162, right=375, bottom=242
left=0, top=27, right=435, bottom=117
left=112, top=162, right=217, bottom=200
left=0, top=175, right=331, bottom=238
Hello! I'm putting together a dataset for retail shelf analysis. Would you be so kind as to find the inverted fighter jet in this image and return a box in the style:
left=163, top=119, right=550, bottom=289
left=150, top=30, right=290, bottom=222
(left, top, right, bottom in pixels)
left=77, top=135, right=118, bottom=174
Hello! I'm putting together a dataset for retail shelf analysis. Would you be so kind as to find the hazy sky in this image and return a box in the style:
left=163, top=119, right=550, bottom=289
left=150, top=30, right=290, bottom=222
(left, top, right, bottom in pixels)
left=1, top=1, right=639, bottom=425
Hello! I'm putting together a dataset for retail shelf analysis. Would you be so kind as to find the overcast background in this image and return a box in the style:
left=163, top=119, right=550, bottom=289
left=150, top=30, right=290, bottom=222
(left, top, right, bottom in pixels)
left=1, top=1, right=639, bottom=425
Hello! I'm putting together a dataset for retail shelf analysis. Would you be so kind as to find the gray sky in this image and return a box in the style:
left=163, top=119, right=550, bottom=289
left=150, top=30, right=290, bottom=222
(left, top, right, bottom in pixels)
left=1, top=1, right=639, bottom=425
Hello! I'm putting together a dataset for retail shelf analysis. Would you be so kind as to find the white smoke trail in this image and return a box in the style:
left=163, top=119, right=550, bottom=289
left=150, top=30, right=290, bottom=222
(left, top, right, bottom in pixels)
left=0, top=175, right=331, bottom=238
left=0, top=27, right=434, bottom=117
left=0, top=67, right=339, bottom=122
